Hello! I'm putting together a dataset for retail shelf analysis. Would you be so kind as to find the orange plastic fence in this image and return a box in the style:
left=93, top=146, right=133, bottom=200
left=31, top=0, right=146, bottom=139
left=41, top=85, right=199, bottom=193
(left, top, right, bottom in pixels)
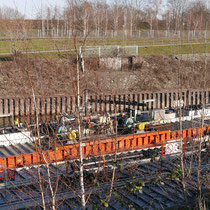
left=0, top=126, right=209, bottom=170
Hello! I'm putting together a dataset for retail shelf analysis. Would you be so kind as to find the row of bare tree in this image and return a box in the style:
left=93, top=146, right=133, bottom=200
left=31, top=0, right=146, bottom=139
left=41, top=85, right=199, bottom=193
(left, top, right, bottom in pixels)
left=0, top=0, right=209, bottom=39
left=38, top=0, right=210, bottom=34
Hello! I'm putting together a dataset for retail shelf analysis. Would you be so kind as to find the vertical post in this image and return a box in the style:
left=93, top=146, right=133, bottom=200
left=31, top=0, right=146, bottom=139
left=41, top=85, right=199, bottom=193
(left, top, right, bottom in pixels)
left=98, top=46, right=101, bottom=57
left=45, top=98, right=50, bottom=115
left=161, top=140, right=164, bottom=169
left=4, top=99, right=8, bottom=115
left=117, top=46, right=120, bottom=55
left=157, top=93, right=161, bottom=109
left=72, top=96, right=76, bottom=114
left=183, top=137, right=187, bottom=161
left=14, top=99, right=18, bottom=116
left=84, top=89, right=89, bottom=116
left=166, top=92, right=170, bottom=108
left=192, top=91, right=196, bottom=105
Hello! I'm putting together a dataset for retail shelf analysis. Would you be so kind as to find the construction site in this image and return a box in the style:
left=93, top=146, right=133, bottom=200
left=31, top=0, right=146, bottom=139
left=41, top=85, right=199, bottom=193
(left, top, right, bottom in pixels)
left=0, top=0, right=210, bottom=209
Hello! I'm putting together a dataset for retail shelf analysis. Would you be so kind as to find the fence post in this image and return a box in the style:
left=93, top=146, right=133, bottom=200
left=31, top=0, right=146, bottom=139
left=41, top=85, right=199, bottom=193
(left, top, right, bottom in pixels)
left=98, top=46, right=101, bottom=57
left=9, top=99, right=14, bottom=116
left=117, top=46, right=120, bottom=55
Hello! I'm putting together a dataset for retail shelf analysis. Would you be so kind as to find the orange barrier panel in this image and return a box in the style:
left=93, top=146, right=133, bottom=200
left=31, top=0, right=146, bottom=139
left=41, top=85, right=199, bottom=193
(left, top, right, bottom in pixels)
left=0, top=125, right=209, bottom=170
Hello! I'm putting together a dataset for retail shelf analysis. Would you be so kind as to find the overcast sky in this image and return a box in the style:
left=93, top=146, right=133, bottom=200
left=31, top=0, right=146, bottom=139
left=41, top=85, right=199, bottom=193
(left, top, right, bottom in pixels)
left=0, top=0, right=66, bottom=19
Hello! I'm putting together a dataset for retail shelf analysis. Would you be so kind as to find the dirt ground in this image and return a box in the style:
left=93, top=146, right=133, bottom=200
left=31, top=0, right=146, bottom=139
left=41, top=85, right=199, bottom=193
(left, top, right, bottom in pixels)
left=0, top=54, right=209, bottom=97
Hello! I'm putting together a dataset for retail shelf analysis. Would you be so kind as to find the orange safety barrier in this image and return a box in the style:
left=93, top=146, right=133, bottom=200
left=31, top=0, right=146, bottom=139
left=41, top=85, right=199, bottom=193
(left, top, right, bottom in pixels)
left=0, top=125, right=209, bottom=170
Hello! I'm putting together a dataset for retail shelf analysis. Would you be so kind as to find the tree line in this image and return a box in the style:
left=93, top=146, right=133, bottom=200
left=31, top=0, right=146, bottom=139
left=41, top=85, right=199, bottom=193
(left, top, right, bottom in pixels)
left=0, top=0, right=209, bottom=39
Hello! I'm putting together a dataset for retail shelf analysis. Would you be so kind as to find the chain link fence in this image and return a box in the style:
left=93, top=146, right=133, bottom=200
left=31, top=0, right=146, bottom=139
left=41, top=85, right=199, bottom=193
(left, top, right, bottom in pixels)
left=1, top=29, right=210, bottom=40
left=35, top=29, right=210, bottom=40
left=81, top=45, right=138, bottom=57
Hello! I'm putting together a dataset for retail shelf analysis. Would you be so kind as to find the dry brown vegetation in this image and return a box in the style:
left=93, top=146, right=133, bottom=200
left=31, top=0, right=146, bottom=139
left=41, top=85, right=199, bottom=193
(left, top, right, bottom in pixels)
left=0, top=54, right=209, bottom=97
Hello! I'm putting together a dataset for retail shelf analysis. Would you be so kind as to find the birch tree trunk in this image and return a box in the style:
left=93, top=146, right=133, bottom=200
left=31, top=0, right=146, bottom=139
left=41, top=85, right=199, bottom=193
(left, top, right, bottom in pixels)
left=77, top=52, right=86, bottom=209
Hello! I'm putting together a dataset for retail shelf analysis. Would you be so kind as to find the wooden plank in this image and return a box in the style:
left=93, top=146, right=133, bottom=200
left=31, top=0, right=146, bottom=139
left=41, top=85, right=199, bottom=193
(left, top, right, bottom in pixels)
left=44, top=98, right=48, bottom=115
left=108, top=95, right=112, bottom=113
left=10, top=99, right=14, bottom=116
left=174, top=92, right=178, bottom=106
left=14, top=99, right=19, bottom=116
left=74, top=96, right=77, bottom=113
left=41, top=98, right=46, bottom=115
left=111, top=95, right=115, bottom=113
left=192, top=91, right=195, bottom=105
left=0, top=99, right=3, bottom=115
left=147, top=93, right=151, bottom=110
left=19, top=98, right=25, bottom=116
left=4, top=98, right=8, bottom=115
left=96, top=95, right=100, bottom=113
left=59, top=97, right=63, bottom=114
left=45, top=97, right=51, bottom=115
left=66, top=97, right=71, bottom=114
left=51, top=97, right=56, bottom=115
left=89, top=95, right=93, bottom=114
left=93, top=95, right=97, bottom=113
left=64, top=96, right=68, bottom=113
left=38, top=98, right=42, bottom=115
left=24, top=98, right=29, bottom=116
left=157, top=92, right=161, bottom=109
left=56, top=96, right=61, bottom=114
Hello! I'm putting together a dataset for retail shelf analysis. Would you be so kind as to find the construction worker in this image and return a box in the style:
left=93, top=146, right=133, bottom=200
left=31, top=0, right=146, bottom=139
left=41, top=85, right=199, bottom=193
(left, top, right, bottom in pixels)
left=14, top=118, right=20, bottom=127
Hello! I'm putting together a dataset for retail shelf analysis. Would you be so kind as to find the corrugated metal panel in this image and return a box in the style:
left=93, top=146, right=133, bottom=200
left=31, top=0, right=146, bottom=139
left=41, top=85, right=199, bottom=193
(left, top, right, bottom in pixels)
left=0, top=150, right=208, bottom=209
left=0, top=142, right=36, bottom=157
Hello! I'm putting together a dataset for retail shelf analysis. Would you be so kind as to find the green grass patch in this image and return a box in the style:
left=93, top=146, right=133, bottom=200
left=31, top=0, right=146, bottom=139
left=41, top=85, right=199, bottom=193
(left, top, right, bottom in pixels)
left=138, top=43, right=210, bottom=56
left=0, top=38, right=209, bottom=55
left=0, top=38, right=209, bottom=60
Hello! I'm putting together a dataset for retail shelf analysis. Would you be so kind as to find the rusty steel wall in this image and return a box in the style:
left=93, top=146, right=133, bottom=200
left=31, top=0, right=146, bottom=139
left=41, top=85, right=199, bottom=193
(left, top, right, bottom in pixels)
left=0, top=89, right=210, bottom=116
